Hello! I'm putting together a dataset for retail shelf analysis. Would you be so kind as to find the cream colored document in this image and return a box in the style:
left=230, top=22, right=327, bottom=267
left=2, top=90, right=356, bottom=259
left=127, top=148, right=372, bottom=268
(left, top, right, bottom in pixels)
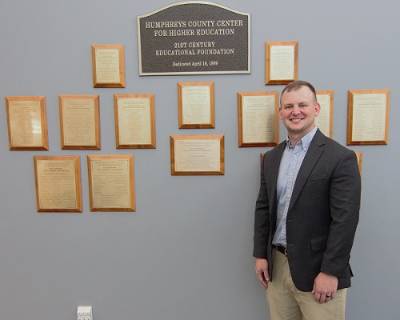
left=174, top=139, right=220, bottom=172
left=242, top=95, right=276, bottom=143
left=95, top=48, right=120, bottom=83
left=181, top=86, right=211, bottom=124
left=37, top=159, right=78, bottom=209
left=9, top=100, right=43, bottom=146
left=352, top=93, right=386, bottom=141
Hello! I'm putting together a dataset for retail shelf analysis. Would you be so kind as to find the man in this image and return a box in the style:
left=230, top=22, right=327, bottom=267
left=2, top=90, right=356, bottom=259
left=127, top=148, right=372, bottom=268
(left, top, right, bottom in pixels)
left=253, top=80, right=361, bottom=320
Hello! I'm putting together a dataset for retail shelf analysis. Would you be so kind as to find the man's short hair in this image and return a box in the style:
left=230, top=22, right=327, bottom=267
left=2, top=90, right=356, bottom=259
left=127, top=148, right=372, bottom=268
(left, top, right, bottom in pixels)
left=280, top=80, right=318, bottom=107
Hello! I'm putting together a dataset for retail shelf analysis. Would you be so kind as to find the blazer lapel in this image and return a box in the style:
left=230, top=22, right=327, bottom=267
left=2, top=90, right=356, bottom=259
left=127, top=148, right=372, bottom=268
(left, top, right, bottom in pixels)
left=288, top=130, right=327, bottom=212
left=268, top=141, right=286, bottom=212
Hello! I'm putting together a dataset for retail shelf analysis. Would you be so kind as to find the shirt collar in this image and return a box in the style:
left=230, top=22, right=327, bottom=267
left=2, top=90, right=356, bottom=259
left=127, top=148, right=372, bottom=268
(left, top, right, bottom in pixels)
left=286, top=127, right=318, bottom=151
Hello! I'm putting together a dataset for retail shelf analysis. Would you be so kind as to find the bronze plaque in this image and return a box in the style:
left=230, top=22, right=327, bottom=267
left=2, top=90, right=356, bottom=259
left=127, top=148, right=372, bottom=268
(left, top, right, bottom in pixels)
left=137, top=2, right=250, bottom=75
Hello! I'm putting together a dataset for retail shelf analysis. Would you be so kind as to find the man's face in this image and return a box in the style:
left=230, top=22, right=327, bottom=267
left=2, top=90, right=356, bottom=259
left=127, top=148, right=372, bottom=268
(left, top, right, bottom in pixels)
left=279, top=86, right=320, bottom=137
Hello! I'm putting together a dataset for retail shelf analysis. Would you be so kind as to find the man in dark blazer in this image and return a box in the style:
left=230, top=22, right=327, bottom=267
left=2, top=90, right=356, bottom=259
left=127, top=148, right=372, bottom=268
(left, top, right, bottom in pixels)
left=254, top=80, right=361, bottom=320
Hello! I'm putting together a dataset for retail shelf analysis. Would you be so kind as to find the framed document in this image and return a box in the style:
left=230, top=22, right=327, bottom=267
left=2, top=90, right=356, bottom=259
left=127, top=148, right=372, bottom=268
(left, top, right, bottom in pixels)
left=114, top=94, right=156, bottom=149
left=92, top=44, right=126, bottom=88
left=265, top=41, right=298, bottom=84
left=316, top=90, right=334, bottom=138
left=347, top=89, right=390, bottom=145
left=355, top=152, right=363, bottom=174
left=59, top=95, right=101, bottom=150
left=87, top=155, right=135, bottom=212
left=170, top=134, right=224, bottom=175
left=5, top=96, right=48, bottom=150
left=177, top=81, right=215, bottom=129
left=34, top=156, right=82, bottom=213
left=237, top=91, right=279, bottom=147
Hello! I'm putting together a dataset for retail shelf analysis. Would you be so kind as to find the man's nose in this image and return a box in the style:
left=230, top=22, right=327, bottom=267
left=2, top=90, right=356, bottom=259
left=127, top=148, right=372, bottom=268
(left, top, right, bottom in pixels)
left=291, top=105, right=301, bottom=114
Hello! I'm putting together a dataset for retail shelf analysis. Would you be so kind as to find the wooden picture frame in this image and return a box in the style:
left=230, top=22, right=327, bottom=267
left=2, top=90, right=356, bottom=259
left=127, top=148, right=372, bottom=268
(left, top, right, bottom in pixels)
left=355, top=151, right=363, bottom=174
left=87, top=155, right=135, bottom=212
left=260, top=152, right=265, bottom=174
left=177, top=81, right=215, bottom=129
left=347, top=89, right=390, bottom=145
left=237, top=91, right=279, bottom=147
left=5, top=96, right=48, bottom=150
left=91, top=44, right=126, bottom=88
left=265, top=41, right=298, bottom=85
left=34, top=156, right=82, bottom=213
left=114, top=93, right=156, bottom=149
left=316, top=90, right=334, bottom=138
left=59, top=95, right=101, bottom=150
left=170, top=134, right=224, bottom=176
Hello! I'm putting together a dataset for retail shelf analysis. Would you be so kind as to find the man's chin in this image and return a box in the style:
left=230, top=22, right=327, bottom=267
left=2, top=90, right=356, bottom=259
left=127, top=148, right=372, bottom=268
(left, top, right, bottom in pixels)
left=286, top=124, right=316, bottom=136
left=286, top=125, right=305, bottom=133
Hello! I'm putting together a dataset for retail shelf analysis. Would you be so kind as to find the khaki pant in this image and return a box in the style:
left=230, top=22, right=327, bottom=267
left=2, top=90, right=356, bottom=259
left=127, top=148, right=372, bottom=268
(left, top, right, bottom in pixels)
left=266, top=249, right=347, bottom=320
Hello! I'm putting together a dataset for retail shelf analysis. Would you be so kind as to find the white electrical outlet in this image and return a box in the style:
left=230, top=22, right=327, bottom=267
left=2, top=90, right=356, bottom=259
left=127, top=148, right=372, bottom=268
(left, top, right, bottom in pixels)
left=77, top=305, right=93, bottom=320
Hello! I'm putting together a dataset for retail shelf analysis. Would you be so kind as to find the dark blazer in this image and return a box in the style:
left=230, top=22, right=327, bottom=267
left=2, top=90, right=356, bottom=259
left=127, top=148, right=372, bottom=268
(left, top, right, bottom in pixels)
left=253, top=129, right=361, bottom=292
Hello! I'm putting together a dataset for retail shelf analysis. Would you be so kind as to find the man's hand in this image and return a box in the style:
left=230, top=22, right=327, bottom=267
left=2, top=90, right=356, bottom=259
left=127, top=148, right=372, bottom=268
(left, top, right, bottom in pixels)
left=312, top=272, right=338, bottom=303
left=255, top=258, right=270, bottom=289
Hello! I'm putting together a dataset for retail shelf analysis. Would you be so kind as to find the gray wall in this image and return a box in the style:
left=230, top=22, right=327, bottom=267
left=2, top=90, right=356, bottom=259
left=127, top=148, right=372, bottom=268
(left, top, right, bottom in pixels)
left=0, top=0, right=399, bottom=319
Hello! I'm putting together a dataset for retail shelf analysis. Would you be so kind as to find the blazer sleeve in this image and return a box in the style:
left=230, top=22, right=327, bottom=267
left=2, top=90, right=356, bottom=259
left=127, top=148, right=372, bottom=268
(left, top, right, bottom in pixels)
left=253, top=156, right=270, bottom=258
left=321, top=151, right=361, bottom=277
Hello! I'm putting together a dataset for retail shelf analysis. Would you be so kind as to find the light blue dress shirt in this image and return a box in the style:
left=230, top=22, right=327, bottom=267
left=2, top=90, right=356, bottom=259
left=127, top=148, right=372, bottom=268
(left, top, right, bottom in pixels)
left=272, top=127, right=318, bottom=247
